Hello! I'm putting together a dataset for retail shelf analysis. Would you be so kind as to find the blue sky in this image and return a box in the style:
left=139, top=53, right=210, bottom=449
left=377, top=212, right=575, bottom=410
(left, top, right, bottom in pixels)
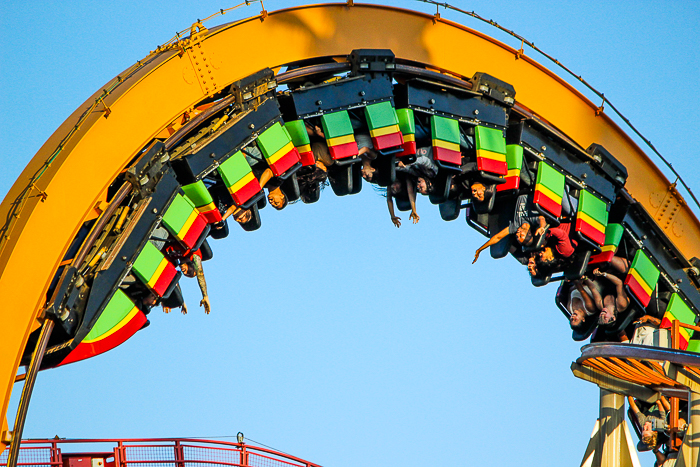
left=1, top=1, right=699, bottom=466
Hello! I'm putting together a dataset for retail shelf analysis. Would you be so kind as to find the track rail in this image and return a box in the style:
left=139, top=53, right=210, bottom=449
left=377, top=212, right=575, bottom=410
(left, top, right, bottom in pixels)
left=0, top=437, right=321, bottom=467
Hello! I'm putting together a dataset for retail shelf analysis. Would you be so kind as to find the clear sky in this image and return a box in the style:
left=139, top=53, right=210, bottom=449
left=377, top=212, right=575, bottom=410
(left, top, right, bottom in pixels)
left=1, top=1, right=699, bottom=466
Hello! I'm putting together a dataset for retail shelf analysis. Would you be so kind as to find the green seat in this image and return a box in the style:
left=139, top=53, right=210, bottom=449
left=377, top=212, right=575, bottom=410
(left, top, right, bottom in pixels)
left=475, top=126, right=507, bottom=176
left=533, top=162, right=565, bottom=220
left=217, top=150, right=262, bottom=208
left=660, top=293, right=697, bottom=350
left=321, top=110, right=357, bottom=160
left=284, top=120, right=314, bottom=166
left=431, top=115, right=461, bottom=166
left=364, top=101, right=403, bottom=151
left=624, top=249, right=660, bottom=308
left=162, top=193, right=208, bottom=251
left=132, top=241, right=179, bottom=297
left=182, top=180, right=222, bottom=224
left=575, top=190, right=609, bottom=248
left=257, top=122, right=300, bottom=176
left=395, top=108, right=416, bottom=157
left=496, top=144, right=524, bottom=192
left=589, top=223, right=624, bottom=265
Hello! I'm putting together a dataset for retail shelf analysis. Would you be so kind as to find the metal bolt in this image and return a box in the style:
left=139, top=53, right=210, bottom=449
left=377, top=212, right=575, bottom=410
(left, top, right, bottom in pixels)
left=210, top=152, right=216, bottom=158
left=541, top=146, right=547, bottom=151
left=678, top=279, right=683, bottom=284
left=642, top=235, right=647, bottom=240
left=249, top=123, right=255, bottom=130
left=122, top=256, right=127, bottom=261
left=359, top=91, right=365, bottom=96
left=474, top=109, right=479, bottom=115
left=316, top=100, right=322, bottom=105
left=582, top=173, right=587, bottom=179
left=428, top=98, right=435, bottom=105
left=152, top=208, right=158, bottom=214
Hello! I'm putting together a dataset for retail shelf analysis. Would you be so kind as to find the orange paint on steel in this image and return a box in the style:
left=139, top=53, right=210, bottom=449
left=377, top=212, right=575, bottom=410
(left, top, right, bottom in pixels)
left=2, top=3, right=700, bottom=448
left=673, top=319, right=681, bottom=350
left=637, top=361, right=677, bottom=387
left=602, top=357, right=654, bottom=385
left=685, top=366, right=700, bottom=379
left=646, top=360, right=679, bottom=386
left=626, top=359, right=675, bottom=386
left=680, top=322, right=700, bottom=334
left=626, top=359, right=671, bottom=386
left=610, top=357, right=657, bottom=386
left=584, top=357, right=677, bottom=387
left=585, top=358, right=629, bottom=382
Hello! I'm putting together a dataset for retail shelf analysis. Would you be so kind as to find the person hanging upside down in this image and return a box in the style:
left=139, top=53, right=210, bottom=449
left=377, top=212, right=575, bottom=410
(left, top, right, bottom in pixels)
left=165, top=244, right=210, bottom=314
left=582, top=269, right=630, bottom=326
left=628, top=395, right=685, bottom=465
left=396, top=147, right=439, bottom=195
left=162, top=284, right=188, bottom=315
left=568, top=279, right=598, bottom=331
left=385, top=174, right=419, bottom=228
left=267, top=186, right=288, bottom=210
left=473, top=193, right=546, bottom=263
left=538, top=222, right=578, bottom=260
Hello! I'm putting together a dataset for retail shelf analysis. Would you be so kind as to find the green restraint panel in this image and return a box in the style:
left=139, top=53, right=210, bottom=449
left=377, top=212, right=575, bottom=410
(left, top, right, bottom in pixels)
left=162, top=194, right=197, bottom=235
left=321, top=110, right=354, bottom=139
left=321, top=110, right=357, bottom=159
left=396, top=108, right=415, bottom=135
left=474, top=126, right=507, bottom=175
left=395, top=108, right=416, bottom=157
left=533, top=162, right=565, bottom=218
left=661, top=293, right=697, bottom=350
left=497, top=144, right=524, bottom=192
left=625, top=250, right=660, bottom=307
left=575, top=190, right=609, bottom=246
left=431, top=115, right=461, bottom=165
left=364, top=101, right=399, bottom=129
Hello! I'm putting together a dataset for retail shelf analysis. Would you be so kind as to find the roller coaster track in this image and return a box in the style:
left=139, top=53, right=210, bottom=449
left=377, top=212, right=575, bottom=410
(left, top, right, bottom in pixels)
left=419, top=0, right=700, bottom=214
left=2, top=4, right=700, bottom=464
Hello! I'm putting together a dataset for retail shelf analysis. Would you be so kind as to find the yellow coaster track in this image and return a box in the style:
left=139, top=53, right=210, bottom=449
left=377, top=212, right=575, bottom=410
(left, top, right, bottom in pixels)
left=2, top=4, right=699, bottom=460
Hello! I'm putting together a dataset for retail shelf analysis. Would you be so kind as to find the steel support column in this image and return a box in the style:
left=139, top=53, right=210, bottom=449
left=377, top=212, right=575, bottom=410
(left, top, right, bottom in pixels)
left=600, top=390, right=626, bottom=467
left=581, top=389, right=639, bottom=467
left=677, top=391, right=700, bottom=467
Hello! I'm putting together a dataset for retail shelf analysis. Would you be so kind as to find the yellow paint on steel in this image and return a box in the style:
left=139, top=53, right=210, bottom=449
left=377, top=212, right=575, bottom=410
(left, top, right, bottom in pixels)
left=1, top=3, right=699, bottom=448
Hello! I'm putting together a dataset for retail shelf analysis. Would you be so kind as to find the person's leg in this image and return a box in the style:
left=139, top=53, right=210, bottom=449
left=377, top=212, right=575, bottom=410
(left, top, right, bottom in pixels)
left=150, top=226, right=170, bottom=250
left=312, top=141, right=334, bottom=168
left=459, top=131, right=472, bottom=151
left=610, top=256, right=630, bottom=275
left=584, top=276, right=604, bottom=311
left=562, top=187, right=574, bottom=217
left=243, top=145, right=265, bottom=167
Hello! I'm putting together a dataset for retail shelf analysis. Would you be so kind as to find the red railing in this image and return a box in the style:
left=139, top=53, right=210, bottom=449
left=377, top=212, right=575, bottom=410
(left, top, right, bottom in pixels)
left=0, top=438, right=321, bottom=467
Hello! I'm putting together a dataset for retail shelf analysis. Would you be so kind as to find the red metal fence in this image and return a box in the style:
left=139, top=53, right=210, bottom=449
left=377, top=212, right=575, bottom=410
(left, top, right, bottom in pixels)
left=0, top=439, right=321, bottom=467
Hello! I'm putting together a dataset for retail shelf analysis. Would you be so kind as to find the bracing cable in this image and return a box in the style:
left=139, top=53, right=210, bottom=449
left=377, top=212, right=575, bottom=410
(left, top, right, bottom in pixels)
left=416, top=0, right=700, bottom=213
left=0, top=1, right=262, bottom=258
